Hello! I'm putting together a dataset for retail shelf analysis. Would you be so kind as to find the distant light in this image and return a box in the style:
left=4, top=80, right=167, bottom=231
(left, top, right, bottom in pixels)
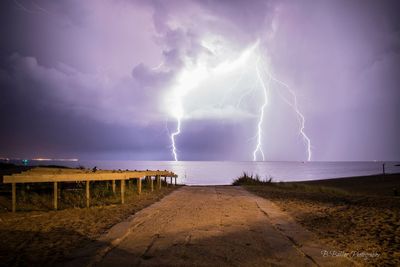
left=32, top=158, right=79, bottom=162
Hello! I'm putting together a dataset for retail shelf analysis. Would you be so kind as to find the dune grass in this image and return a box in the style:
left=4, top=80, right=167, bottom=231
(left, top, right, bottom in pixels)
left=232, top=172, right=348, bottom=195
left=232, top=172, right=273, bottom=186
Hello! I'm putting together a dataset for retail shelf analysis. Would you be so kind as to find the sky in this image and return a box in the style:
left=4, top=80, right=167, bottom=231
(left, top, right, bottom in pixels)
left=0, top=0, right=399, bottom=161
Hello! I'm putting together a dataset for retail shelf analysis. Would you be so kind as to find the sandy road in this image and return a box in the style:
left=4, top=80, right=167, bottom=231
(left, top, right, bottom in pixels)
left=65, top=186, right=355, bottom=267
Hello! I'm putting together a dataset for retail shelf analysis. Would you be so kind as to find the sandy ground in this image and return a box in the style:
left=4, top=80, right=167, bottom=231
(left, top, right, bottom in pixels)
left=246, top=180, right=400, bottom=266
left=296, top=173, right=400, bottom=197
left=63, top=186, right=354, bottom=267
left=0, top=187, right=177, bottom=266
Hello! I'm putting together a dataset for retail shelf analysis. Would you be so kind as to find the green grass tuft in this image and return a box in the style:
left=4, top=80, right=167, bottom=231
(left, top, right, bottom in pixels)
left=232, top=172, right=273, bottom=186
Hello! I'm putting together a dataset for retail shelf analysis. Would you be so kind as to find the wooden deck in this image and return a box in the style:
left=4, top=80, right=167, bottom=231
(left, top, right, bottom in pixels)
left=3, top=168, right=178, bottom=212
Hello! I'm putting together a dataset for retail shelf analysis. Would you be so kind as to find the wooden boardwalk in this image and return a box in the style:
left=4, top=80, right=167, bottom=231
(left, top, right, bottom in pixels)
left=64, top=187, right=355, bottom=267
left=3, top=168, right=178, bottom=212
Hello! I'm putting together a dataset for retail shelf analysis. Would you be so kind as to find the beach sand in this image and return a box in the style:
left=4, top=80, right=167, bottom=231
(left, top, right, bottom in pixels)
left=0, top=186, right=177, bottom=266
left=245, top=173, right=400, bottom=266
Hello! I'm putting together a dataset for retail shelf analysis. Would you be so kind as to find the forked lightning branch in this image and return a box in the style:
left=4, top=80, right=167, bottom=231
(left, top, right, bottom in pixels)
left=167, top=41, right=312, bottom=162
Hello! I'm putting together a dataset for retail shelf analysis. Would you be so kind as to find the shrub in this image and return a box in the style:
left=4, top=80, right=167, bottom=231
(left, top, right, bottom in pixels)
left=232, top=172, right=273, bottom=186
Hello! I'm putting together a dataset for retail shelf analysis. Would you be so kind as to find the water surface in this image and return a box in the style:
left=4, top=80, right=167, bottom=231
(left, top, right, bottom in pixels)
left=19, top=160, right=400, bottom=185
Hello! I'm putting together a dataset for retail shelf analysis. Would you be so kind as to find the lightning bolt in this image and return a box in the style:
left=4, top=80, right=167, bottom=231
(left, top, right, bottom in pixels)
left=168, top=63, right=209, bottom=161
left=253, top=57, right=271, bottom=161
left=169, top=85, right=185, bottom=161
left=167, top=45, right=256, bottom=161
left=166, top=40, right=312, bottom=162
left=251, top=49, right=312, bottom=161
left=151, top=62, right=164, bottom=71
left=13, top=0, right=51, bottom=15
left=272, top=78, right=312, bottom=161
left=235, top=79, right=257, bottom=108
left=219, top=67, right=246, bottom=108
left=13, top=0, right=36, bottom=13
left=170, top=109, right=182, bottom=161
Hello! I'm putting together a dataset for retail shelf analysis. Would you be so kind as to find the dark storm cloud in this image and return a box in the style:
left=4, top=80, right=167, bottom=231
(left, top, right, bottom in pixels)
left=173, top=120, right=253, bottom=161
left=0, top=54, right=169, bottom=159
left=131, top=63, right=173, bottom=86
left=0, top=0, right=399, bottom=160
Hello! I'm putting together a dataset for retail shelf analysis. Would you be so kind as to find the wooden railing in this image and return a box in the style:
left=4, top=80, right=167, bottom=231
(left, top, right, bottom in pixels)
left=3, top=168, right=178, bottom=212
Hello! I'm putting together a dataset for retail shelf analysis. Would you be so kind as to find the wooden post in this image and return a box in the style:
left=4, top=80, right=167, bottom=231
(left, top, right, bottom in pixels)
left=112, top=180, right=116, bottom=194
left=121, top=180, right=125, bottom=204
left=157, top=175, right=161, bottom=190
left=150, top=177, right=154, bottom=192
left=174, top=177, right=177, bottom=186
left=86, top=180, right=90, bottom=208
left=12, top=183, right=16, bottom=212
left=53, top=182, right=58, bottom=210
left=170, top=176, right=173, bottom=185
left=137, top=178, right=142, bottom=195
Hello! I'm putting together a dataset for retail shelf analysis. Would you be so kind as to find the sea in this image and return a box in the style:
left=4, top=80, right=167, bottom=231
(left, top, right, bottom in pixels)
left=6, top=160, right=400, bottom=185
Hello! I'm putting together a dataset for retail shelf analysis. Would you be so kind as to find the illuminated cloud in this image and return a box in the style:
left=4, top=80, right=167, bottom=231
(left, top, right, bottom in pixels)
left=0, top=0, right=399, bottom=160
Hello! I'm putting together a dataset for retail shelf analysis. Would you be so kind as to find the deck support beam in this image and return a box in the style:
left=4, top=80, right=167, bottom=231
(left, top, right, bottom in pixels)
left=137, top=178, right=142, bottom=195
left=156, top=175, right=161, bottom=190
left=86, top=180, right=90, bottom=208
left=53, top=182, right=58, bottom=210
left=12, top=183, right=16, bottom=212
left=121, top=180, right=125, bottom=204
left=112, top=180, right=116, bottom=194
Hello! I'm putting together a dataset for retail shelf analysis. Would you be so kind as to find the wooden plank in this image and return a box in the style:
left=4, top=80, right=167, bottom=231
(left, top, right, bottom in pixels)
left=53, top=182, right=58, bottom=210
left=27, top=168, right=85, bottom=173
left=3, top=172, right=171, bottom=184
left=86, top=181, right=90, bottom=208
left=4, top=173, right=130, bottom=183
left=15, top=168, right=176, bottom=177
left=137, top=178, right=142, bottom=195
left=4, top=169, right=176, bottom=187
left=12, top=183, right=16, bottom=212
left=142, top=171, right=174, bottom=176
left=121, top=180, right=125, bottom=204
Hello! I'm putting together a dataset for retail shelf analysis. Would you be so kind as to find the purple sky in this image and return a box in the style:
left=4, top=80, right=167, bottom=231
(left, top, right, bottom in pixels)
left=0, top=0, right=399, bottom=161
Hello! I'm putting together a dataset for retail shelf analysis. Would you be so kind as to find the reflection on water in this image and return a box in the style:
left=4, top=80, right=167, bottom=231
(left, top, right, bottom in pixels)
left=17, top=160, right=400, bottom=185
